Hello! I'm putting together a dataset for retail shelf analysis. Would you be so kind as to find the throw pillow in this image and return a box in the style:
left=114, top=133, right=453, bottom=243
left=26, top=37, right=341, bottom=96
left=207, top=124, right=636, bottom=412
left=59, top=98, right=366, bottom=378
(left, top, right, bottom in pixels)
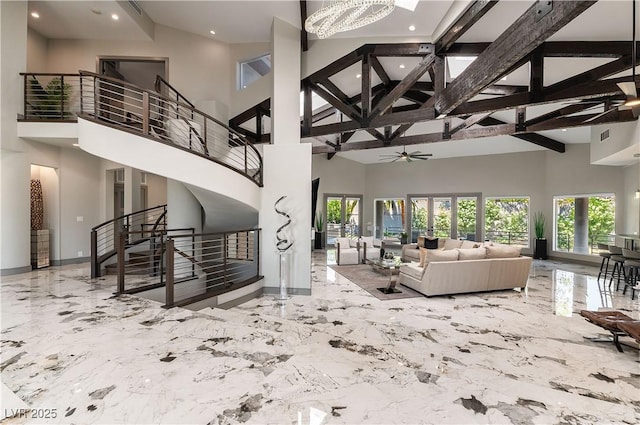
left=419, top=247, right=459, bottom=267
left=460, top=240, right=478, bottom=249
left=443, top=238, right=463, bottom=250
left=428, top=249, right=459, bottom=262
left=485, top=245, right=522, bottom=258
left=360, top=236, right=374, bottom=248
left=417, top=236, right=426, bottom=249
left=458, top=247, right=486, bottom=260
left=425, top=237, right=439, bottom=249
left=336, top=237, right=351, bottom=250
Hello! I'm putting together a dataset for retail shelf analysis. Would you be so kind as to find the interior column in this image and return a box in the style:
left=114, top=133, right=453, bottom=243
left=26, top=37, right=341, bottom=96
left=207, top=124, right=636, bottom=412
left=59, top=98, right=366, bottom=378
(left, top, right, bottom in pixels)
left=259, top=18, right=312, bottom=295
left=574, top=197, right=589, bottom=253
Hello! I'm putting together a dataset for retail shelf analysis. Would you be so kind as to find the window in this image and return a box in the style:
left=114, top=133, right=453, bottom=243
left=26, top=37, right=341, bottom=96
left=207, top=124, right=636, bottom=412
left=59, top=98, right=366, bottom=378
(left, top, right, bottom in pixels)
left=374, top=199, right=405, bottom=239
left=238, top=53, right=271, bottom=90
left=457, top=197, right=477, bottom=240
left=553, top=194, right=615, bottom=254
left=484, top=197, right=530, bottom=247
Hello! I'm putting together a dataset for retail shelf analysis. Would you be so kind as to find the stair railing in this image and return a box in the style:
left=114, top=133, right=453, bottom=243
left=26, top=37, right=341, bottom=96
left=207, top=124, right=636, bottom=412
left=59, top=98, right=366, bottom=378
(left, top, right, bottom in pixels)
left=91, top=204, right=167, bottom=278
left=114, top=227, right=261, bottom=309
left=78, top=71, right=263, bottom=186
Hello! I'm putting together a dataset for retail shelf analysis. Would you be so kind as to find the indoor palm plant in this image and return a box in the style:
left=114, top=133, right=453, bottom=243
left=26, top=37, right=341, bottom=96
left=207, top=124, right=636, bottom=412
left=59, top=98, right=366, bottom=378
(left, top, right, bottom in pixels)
left=533, top=211, right=547, bottom=259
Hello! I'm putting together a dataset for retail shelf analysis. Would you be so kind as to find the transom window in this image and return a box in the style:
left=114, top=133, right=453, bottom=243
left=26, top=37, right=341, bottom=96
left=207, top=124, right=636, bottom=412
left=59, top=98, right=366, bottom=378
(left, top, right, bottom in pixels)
left=238, top=53, right=271, bottom=90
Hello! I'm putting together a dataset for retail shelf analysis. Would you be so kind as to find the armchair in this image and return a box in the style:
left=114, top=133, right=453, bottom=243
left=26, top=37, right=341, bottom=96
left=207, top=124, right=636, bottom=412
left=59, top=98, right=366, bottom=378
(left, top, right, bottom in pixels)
left=359, top=236, right=382, bottom=263
left=336, top=237, right=360, bottom=265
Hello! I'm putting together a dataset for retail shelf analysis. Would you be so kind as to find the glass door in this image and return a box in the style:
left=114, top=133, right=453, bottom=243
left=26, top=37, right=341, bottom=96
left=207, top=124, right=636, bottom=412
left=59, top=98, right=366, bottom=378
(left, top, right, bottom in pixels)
left=409, top=194, right=481, bottom=241
left=325, top=195, right=363, bottom=246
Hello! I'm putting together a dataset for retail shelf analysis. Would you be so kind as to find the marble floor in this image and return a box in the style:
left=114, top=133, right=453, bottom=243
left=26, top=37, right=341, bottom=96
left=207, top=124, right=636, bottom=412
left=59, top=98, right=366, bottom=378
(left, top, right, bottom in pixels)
left=1, top=253, right=639, bottom=425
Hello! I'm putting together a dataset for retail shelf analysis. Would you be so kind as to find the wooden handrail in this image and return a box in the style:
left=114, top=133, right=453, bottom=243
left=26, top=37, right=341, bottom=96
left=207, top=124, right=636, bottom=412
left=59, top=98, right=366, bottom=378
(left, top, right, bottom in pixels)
left=155, top=75, right=195, bottom=108
left=91, top=204, right=167, bottom=231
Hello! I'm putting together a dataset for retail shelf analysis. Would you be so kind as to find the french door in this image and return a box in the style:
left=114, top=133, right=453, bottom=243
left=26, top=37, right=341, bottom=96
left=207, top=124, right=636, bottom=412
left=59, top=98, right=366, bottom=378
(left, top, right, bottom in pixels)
left=408, top=194, right=481, bottom=242
left=325, top=194, right=363, bottom=246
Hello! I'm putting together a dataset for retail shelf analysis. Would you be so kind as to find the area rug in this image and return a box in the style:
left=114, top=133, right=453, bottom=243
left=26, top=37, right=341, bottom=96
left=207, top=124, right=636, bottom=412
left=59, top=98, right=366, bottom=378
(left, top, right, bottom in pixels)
left=329, top=264, right=424, bottom=301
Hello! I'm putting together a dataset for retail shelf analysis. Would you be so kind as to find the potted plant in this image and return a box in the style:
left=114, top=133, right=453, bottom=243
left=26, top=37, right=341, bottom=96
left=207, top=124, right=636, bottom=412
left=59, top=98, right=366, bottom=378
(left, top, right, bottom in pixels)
left=400, top=231, right=408, bottom=245
left=533, top=211, right=547, bottom=260
left=314, top=211, right=324, bottom=250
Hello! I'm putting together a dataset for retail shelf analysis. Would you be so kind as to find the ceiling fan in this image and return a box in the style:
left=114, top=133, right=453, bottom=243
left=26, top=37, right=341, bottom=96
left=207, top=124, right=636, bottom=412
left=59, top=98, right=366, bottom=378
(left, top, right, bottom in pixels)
left=587, top=0, right=640, bottom=121
left=379, top=146, right=433, bottom=162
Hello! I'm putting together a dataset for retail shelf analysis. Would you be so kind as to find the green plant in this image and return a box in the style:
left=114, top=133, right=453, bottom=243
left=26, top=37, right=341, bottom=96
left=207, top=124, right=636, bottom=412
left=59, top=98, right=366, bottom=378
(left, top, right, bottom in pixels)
left=400, top=231, right=408, bottom=238
left=27, top=76, right=73, bottom=119
left=314, top=211, right=324, bottom=233
left=533, top=211, right=546, bottom=239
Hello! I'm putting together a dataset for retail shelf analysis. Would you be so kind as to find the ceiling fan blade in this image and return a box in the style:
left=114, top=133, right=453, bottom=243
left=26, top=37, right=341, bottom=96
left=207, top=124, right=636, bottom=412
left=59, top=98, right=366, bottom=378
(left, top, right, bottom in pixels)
left=391, top=158, right=400, bottom=163
left=406, top=157, right=412, bottom=162
left=407, top=151, right=422, bottom=155
left=411, top=153, right=433, bottom=157
left=412, top=157, right=429, bottom=160
left=617, top=81, right=638, bottom=98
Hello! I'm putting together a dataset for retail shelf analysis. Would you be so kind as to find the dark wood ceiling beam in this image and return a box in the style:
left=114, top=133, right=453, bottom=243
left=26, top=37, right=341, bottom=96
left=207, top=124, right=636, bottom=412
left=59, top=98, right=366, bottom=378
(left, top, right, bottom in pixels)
left=435, top=0, right=498, bottom=53
left=542, top=41, right=639, bottom=57
left=300, top=1, right=309, bottom=52
left=369, top=55, right=391, bottom=85
left=369, top=54, right=436, bottom=118
left=480, top=85, right=528, bottom=96
left=433, top=1, right=597, bottom=116
left=364, top=43, right=435, bottom=56
left=302, top=82, right=312, bottom=135
left=366, top=129, right=387, bottom=143
left=543, top=56, right=631, bottom=96
left=229, top=98, right=270, bottom=127
left=307, top=50, right=362, bottom=83
left=530, top=46, right=544, bottom=100
left=527, top=108, right=637, bottom=132
left=309, top=120, right=362, bottom=137
left=401, top=90, right=431, bottom=104
left=451, top=113, right=493, bottom=134
left=477, top=117, right=565, bottom=152
left=524, top=101, right=601, bottom=127
left=361, top=54, right=372, bottom=118
left=313, top=80, right=361, bottom=120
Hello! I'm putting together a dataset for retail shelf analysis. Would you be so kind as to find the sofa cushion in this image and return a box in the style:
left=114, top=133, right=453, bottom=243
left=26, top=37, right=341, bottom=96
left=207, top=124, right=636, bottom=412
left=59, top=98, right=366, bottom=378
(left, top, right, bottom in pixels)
left=485, top=245, right=522, bottom=258
left=420, top=247, right=459, bottom=266
left=460, top=240, right=481, bottom=249
left=401, top=263, right=425, bottom=280
left=458, top=247, right=486, bottom=260
left=360, top=236, right=374, bottom=247
left=336, top=237, right=352, bottom=250
left=443, top=238, right=463, bottom=250
left=425, top=237, right=439, bottom=249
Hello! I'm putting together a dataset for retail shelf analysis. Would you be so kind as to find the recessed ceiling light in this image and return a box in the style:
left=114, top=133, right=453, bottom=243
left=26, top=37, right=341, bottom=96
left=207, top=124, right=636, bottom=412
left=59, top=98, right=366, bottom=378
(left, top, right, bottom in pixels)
left=561, top=129, right=567, bottom=132
left=111, top=13, right=119, bottom=20
left=209, top=30, right=216, bottom=35
left=31, top=12, right=39, bottom=18
left=399, top=64, right=405, bottom=69
left=356, top=73, right=361, bottom=79
left=408, top=25, right=415, bottom=31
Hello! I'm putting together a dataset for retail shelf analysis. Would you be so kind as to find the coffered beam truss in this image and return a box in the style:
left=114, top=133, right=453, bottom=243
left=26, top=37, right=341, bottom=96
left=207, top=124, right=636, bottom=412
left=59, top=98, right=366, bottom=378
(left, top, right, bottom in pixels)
left=230, top=0, right=639, bottom=156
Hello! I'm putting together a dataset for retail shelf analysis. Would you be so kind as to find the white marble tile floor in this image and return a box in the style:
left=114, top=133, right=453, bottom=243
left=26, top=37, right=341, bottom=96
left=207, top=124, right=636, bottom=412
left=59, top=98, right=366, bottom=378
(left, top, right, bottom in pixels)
left=0, top=253, right=638, bottom=424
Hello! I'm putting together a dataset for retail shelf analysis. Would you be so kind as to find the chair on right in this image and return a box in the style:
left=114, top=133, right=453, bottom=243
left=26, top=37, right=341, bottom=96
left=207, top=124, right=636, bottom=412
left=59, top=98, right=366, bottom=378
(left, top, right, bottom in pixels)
left=608, top=245, right=627, bottom=290
left=597, top=243, right=611, bottom=282
left=622, top=249, right=640, bottom=300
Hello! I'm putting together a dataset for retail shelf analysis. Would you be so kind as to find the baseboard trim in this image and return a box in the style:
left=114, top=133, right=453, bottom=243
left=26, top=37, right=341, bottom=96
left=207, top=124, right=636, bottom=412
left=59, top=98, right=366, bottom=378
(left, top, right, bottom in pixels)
left=0, top=266, right=33, bottom=276
left=217, top=288, right=264, bottom=309
left=50, top=257, right=90, bottom=266
left=262, top=287, right=312, bottom=296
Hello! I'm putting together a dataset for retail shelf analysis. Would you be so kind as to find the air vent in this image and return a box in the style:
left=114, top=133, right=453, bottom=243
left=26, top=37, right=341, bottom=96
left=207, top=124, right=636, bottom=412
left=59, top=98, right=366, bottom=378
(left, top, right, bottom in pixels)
left=128, top=0, right=142, bottom=15
left=600, top=129, right=610, bottom=142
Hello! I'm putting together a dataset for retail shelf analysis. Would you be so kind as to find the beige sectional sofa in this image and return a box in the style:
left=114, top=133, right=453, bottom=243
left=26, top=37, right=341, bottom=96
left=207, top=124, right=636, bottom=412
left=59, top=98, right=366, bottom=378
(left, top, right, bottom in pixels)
left=398, top=240, right=532, bottom=297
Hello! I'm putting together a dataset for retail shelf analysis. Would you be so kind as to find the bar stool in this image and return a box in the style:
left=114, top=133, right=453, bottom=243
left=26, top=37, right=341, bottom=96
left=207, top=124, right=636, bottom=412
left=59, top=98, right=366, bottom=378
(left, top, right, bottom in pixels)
left=597, top=243, right=612, bottom=282
left=608, top=245, right=627, bottom=290
left=622, top=249, right=640, bottom=300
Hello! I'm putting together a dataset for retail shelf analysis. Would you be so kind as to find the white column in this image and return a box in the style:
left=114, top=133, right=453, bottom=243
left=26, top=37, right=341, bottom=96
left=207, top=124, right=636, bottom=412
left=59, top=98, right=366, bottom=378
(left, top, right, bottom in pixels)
left=0, top=1, right=30, bottom=274
left=259, top=18, right=311, bottom=294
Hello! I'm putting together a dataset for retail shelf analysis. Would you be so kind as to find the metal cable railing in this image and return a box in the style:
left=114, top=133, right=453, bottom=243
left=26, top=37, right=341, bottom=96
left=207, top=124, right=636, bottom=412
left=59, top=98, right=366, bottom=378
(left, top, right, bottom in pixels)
left=77, top=71, right=263, bottom=186
left=20, top=73, right=81, bottom=120
left=91, top=205, right=167, bottom=278
left=555, top=233, right=615, bottom=254
left=115, top=228, right=261, bottom=308
left=485, top=230, right=529, bottom=246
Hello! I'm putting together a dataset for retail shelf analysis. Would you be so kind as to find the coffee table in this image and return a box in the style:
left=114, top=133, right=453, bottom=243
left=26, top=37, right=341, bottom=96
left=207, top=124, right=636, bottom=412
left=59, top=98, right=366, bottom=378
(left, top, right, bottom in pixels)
left=368, top=256, right=403, bottom=294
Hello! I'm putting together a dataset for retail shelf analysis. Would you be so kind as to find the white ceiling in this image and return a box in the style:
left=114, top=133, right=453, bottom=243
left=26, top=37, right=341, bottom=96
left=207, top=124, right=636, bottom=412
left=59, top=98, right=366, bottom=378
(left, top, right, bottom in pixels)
left=25, top=0, right=640, bottom=165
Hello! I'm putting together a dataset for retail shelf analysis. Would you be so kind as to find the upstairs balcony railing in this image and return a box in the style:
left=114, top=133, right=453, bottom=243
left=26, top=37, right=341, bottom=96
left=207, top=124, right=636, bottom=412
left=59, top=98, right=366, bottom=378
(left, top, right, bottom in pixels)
left=19, top=72, right=263, bottom=186
left=20, top=73, right=81, bottom=120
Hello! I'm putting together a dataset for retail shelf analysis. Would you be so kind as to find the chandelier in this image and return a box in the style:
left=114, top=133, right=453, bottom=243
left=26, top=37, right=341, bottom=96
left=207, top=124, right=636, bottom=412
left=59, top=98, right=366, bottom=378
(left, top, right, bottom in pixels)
left=305, top=0, right=396, bottom=39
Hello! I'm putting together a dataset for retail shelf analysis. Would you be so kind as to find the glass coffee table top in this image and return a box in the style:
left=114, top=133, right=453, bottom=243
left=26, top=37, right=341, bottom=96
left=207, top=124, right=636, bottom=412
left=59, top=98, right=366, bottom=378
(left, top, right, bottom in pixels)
left=367, top=256, right=404, bottom=294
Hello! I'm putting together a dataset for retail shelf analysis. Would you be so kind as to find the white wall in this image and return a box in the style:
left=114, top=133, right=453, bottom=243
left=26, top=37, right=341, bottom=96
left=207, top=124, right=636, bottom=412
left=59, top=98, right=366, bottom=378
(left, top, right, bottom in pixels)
left=44, top=24, right=231, bottom=107
left=312, top=155, right=366, bottom=219
left=229, top=42, right=271, bottom=117
left=590, top=121, right=639, bottom=164
left=146, top=172, right=167, bottom=209
left=26, top=27, right=48, bottom=72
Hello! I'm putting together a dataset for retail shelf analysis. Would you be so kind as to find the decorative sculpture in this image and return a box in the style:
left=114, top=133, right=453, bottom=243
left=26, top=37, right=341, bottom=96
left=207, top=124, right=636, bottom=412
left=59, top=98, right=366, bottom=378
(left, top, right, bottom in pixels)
left=274, top=195, right=293, bottom=252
